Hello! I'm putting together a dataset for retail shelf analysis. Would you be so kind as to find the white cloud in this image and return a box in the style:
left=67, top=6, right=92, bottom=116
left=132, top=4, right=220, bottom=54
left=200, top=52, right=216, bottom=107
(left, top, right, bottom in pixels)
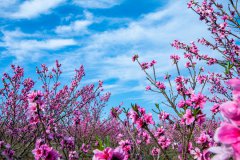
left=55, top=11, right=93, bottom=35
left=0, top=0, right=19, bottom=17
left=73, top=0, right=121, bottom=8
left=0, top=0, right=18, bottom=8
left=1, top=30, right=77, bottom=61
left=11, top=0, right=64, bottom=19
left=13, top=39, right=77, bottom=50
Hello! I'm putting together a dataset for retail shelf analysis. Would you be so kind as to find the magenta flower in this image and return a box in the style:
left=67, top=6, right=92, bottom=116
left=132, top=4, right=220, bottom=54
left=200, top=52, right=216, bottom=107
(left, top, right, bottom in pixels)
left=112, top=147, right=127, bottom=160
left=190, top=147, right=202, bottom=160
left=158, top=136, right=171, bottom=149
left=216, top=123, right=240, bottom=158
left=145, top=85, right=151, bottom=91
left=136, top=118, right=144, bottom=128
left=28, top=91, right=43, bottom=103
left=227, top=78, right=240, bottom=100
left=211, top=104, right=220, bottom=114
left=140, top=62, right=149, bottom=70
left=156, top=81, right=166, bottom=90
left=45, top=149, right=60, bottom=160
left=190, top=93, right=206, bottom=109
left=150, top=60, right=157, bottom=67
left=170, top=54, right=180, bottom=63
left=128, top=110, right=138, bottom=123
left=196, top=132, right=211, bottom=144
left=154, top=126, right=165, bottom=137
left=220, top=101, right=240, bottom=125
left=178, top=100, right=186, bottom=108
left=196, top=114, right=206, bottom=126
left=32, top=143, right=59, bottom=160
left=182, top=109, right=195, bottom=125
left=32, top=148, right=43, bottom=160
left=151, top=147, right=160, bottom=156
left=69, top=151, right=79, bottom=160
left=144, top=113, right=155, bottom=125
left=1, top=144, right=15, bottom=160
left=119, top=140, right=131, bottom=152
left=132, top=54, right=138, bottom=62
left=92, top=147, right=113, bottom=160
left=178, top=99, right=191, bottom=108
left=93, top=147, right=126, bottom=160
left=227, top=78, right=240, bottom=91
left=142, top=131, right=151, bottom=144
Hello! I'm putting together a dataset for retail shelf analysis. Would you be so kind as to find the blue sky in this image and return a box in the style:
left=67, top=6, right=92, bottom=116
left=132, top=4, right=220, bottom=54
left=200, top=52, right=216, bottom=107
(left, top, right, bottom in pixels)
left=0, top=0, right=216, bottom=115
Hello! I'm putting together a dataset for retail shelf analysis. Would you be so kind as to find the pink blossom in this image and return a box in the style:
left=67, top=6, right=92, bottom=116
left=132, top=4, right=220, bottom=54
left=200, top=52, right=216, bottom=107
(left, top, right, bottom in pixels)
left=119, top=140, right=131, bottom=152
left=151, top=147, right=160, bottom=156
left=142, top=131, right=151, bottom=144
left=154, top=126, right=165, bottom=137
left=170, top=54, right=180, bottom=63
left=183, top=109, right=195, bottom=125
left=144, top=113, right=155, bottom=125
left=136, top=118, right=144, bottom=128
left=178, top=100, right=186, bottom=108
left=150, top=60, right=157, bottom=67
left=32, top=143, right=60, bottom=160
left=145, top=85, right=151, bottom=91
left=132, top=54, right=139, bottom=62
left=188, top=142, right=193, bottom=152
left=196, top=114, right=206, bottom=126
left=112, top=147, right=127, bottom=160
left=158, top=136, right=171, bottom=149
left=156, top=81, right=166, bottom=90
left=197, top=132, right=211, bottom=144
left=220, top=101, right=240, bottom=125
left=190, top=148, right=202, bottom=160
left=227, top=78, right=240, bottom=99
left=211, top=104, right=220, bottom=114
left=69, top=151, right=79, bottom=160
left=185, top=61, right=191, bottom=68
left=28, top=91, right=43, bottom=103
left=128, top=110, right=138, bottom=123
left=197, top=75, right=207, bottom=84
left=98, top=80, right=103, bottom=88
left=227, top=78, right=240, bottom=91
left=81, top=143, right=90, bottom=153
left=159, top=111, right=169, bottom=120
left=92, top=147, right=113, bottom=160
left=140, top=62, right=149, bottom=70
left=222, top=15, right=228, bottom=21
left=138, top=106, right=145, bottom=115
left=187, top=0, right=194, bottom=8
left=216, top=123, right=240, bottom=157
left=93, top=147, right=126, bottom=160
left=178, top=99, right=191, bottom=108
left=190, top=93, right=206, bottom=109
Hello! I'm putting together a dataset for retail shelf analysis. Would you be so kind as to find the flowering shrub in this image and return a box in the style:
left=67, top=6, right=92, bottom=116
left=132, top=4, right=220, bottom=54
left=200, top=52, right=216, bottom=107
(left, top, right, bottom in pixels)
left=0, top=0, right=239, bottom=160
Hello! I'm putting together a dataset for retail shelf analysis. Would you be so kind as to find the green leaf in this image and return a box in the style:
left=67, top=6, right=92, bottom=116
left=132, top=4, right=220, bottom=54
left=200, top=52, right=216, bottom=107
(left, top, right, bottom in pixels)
left=96, top=136, right=104, bottom=150
left=155, top=103, right=159, bottom=109
left=104, top=136, right=110, bottom=147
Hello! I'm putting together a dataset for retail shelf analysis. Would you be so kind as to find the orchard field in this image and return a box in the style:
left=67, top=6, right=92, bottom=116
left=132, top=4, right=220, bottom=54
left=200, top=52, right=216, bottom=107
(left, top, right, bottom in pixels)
left=0, top=0, right=239, bottom=160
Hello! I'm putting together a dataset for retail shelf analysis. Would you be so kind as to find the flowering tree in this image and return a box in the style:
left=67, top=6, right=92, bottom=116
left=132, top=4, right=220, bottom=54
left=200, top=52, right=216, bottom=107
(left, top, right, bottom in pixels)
left=0, top=61, right=121, bottom=159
